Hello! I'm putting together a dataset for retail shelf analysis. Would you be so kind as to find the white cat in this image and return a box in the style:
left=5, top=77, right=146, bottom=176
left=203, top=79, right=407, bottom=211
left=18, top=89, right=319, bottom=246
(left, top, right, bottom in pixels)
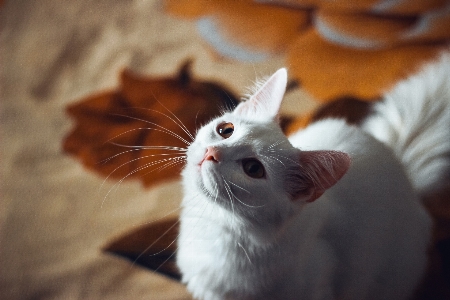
left=176, top=57, right=450, bottom=299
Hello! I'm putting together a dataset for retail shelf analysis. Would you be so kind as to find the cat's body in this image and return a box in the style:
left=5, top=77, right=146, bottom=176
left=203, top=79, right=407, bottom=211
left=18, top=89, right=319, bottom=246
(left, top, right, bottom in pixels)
left=177, top=55, right=450, bottom=299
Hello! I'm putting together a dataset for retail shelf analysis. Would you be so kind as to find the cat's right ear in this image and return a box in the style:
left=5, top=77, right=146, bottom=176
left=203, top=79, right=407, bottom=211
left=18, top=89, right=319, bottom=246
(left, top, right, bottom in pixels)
left=234, top=68, right=287, bottom=121
left=289, top=150, right=351, bottom=202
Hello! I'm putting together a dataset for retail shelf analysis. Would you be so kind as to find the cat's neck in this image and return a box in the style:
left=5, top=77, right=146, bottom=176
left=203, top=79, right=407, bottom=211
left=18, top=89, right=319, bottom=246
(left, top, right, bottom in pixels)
left=181, top=189, right=319, bottom=252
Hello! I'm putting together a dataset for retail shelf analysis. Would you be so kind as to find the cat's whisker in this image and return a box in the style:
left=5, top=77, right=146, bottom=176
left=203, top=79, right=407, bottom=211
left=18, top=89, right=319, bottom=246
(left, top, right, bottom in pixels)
left=266, top=155, right=286, bottom=167
left=101, top=157, right=185, bottom=207
left=221, top=92, right=238, bottom=112
left=130, top=218, right=181, bottom=265
left=101, top=151, right=185, bottom=168
left=146, top=156, right=186, bottom=175
left=127, top=106, right=195, bottom=143
left=227, top=181, right=250, bottom=194
left=99, top=153, right=186, bottom=194
left=149, top=93, right=196, bottom=142
left=109, top=143, right=187, bottom=152
left=137, top=194, right=208, bottom=276
left=264, top=156, right=284, bottom=170
left=126, top=202, right=195, bottom=273
left=99, top=148, right=143, bottom=164
left=144, top=156, right=186, bottom=174
left=268, top=140, right=286, bottom=150
left=104, top=127, right=192, bottom=146
left=153, top=250, right=177, bottom=275
left=223, top=178, right=266, bottom=208
left=221, top=176, right=236, bottom=216
left=237, top=242, right=252, bottom=265
left=275, top=154, right=302, bottom=167
left=140, top=107, right=196, bottom=143
left=111, top=113, right=192, bottom=146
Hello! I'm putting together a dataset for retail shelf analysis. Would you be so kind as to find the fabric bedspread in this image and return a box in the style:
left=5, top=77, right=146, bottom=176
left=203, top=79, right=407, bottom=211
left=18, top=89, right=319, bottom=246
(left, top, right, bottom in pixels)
left=2, top=1, right=450, bottom=299
left=0, top=1, right=312, bottom=299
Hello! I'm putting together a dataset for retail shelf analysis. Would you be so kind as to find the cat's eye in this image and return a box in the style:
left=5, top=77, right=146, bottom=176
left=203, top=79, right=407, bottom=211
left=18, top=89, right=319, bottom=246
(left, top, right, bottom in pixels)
left=217, top=122, right=234, bottom=138
left=242, top=159, right=265, bottom=179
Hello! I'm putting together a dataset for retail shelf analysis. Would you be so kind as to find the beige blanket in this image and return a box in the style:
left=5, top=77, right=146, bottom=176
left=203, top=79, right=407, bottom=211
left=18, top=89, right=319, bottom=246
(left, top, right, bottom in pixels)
left=0, top=1, right=313, bottom=299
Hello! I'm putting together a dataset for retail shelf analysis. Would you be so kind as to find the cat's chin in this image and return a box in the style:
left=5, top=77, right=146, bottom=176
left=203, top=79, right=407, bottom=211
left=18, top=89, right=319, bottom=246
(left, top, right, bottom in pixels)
left=186, top=159, right=219, bottom=199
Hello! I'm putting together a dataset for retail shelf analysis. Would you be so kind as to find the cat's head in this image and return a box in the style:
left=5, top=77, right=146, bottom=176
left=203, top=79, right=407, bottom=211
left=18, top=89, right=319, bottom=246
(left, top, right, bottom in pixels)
left=183, top=69, right=350, bottom=232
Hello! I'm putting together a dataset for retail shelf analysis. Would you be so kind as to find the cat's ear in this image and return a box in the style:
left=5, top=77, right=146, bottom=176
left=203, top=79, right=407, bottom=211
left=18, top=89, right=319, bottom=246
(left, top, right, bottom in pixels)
left=234, top=68, right=287, bottom=121
left=290, top=150, right=351, bottom=202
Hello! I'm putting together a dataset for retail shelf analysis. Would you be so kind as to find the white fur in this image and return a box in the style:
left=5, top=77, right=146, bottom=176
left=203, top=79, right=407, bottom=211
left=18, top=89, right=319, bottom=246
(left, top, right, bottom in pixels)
left=362, top=52, right=450, bottom=196
left=177, top=66, right=434, bottom=299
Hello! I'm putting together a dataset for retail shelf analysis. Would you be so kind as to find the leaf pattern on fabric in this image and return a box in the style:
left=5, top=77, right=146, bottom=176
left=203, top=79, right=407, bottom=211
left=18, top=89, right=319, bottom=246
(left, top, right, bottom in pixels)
left=164, top=0, right=450, bottom=100
left=63, top=61, right=239, bottom=187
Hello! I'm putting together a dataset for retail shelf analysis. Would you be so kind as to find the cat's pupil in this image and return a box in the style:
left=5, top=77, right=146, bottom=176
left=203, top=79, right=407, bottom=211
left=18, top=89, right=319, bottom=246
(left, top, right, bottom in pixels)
left=242, top=159, right=265, bottom=178
left=249, top=164, right=258, bottom=173
left=217, top=122, right=234, bottom=138
left=223, top=128, right=232, bottom=134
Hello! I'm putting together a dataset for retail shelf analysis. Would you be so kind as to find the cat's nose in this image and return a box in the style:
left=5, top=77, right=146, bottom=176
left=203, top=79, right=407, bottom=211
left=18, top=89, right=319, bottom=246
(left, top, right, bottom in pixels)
left=204, top=146, right=220, bottom=163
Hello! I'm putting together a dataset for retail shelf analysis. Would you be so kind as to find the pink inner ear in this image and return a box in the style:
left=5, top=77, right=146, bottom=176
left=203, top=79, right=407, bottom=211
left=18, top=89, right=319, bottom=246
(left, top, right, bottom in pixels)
left=234, top=68, right=287, bottom=120
left=298, top=150, right=351, bottom=202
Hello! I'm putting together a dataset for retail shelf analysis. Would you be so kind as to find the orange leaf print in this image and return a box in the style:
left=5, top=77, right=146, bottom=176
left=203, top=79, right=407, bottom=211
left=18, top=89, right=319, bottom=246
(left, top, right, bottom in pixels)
left=165, top=0, right=309, bottom=59
left=287, top=29, right=445, bottom=100
left=63, top=61, right=239, bottom=187
left=164, top=0, right=450, bottom=100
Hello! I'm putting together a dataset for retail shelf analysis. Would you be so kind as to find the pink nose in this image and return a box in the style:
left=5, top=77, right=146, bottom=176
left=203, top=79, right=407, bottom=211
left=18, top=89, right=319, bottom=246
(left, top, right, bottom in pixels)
left=204, top=146, right=220, bottom=163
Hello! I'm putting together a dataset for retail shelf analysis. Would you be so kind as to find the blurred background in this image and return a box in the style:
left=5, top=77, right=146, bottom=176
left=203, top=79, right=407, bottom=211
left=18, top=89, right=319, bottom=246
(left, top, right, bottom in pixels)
left=1, top=0, right=449, bottom=299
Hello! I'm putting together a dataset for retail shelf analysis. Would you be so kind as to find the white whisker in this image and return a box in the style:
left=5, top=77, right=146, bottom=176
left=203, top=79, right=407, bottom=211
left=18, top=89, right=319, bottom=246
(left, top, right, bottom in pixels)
left=275, top=154, right=301, bottom=167
left=104, top=127, right=191, bottom=146
left=148, top=156, right=186, bottom=174
left=149, top=93, right=196, bottom=142
left=101, top=157, right=185, bottom=207
left=131, top=219, right=180, bottom=264
left=238, top=242, right=252, bottom=264
left=227, top=181, right=250, bottom=194
left=130, top=106, right=196, bottom=142
left=111, top=113, right=192, bottom=146
left=99, top=153, right=186, bottom=192
left=153, top=251, right=177, bottom=275
left=268, top=140, right=285, bottom=149
left=222, top=176, right=265, bottom=209
left=267, top=155, right=286, bottom=167
left=221, top=176, right=235, bottom=216
left=101, top=150, right=185, bottom=166
left=109, top=143, right=187, bottom=152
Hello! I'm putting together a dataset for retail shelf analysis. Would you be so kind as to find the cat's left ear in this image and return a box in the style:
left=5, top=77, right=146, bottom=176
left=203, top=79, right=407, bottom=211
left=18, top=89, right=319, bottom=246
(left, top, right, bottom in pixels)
left=290, top=150, right=351, bottom=203
left=234, top=68, right=287, bottom=121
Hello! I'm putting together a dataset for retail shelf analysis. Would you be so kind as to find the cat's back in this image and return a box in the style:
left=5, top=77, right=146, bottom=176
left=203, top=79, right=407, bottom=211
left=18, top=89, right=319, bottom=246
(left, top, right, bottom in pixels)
left=288, top=119, right=431, bottom=300
left=289, top=118, right=413, bottom=195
